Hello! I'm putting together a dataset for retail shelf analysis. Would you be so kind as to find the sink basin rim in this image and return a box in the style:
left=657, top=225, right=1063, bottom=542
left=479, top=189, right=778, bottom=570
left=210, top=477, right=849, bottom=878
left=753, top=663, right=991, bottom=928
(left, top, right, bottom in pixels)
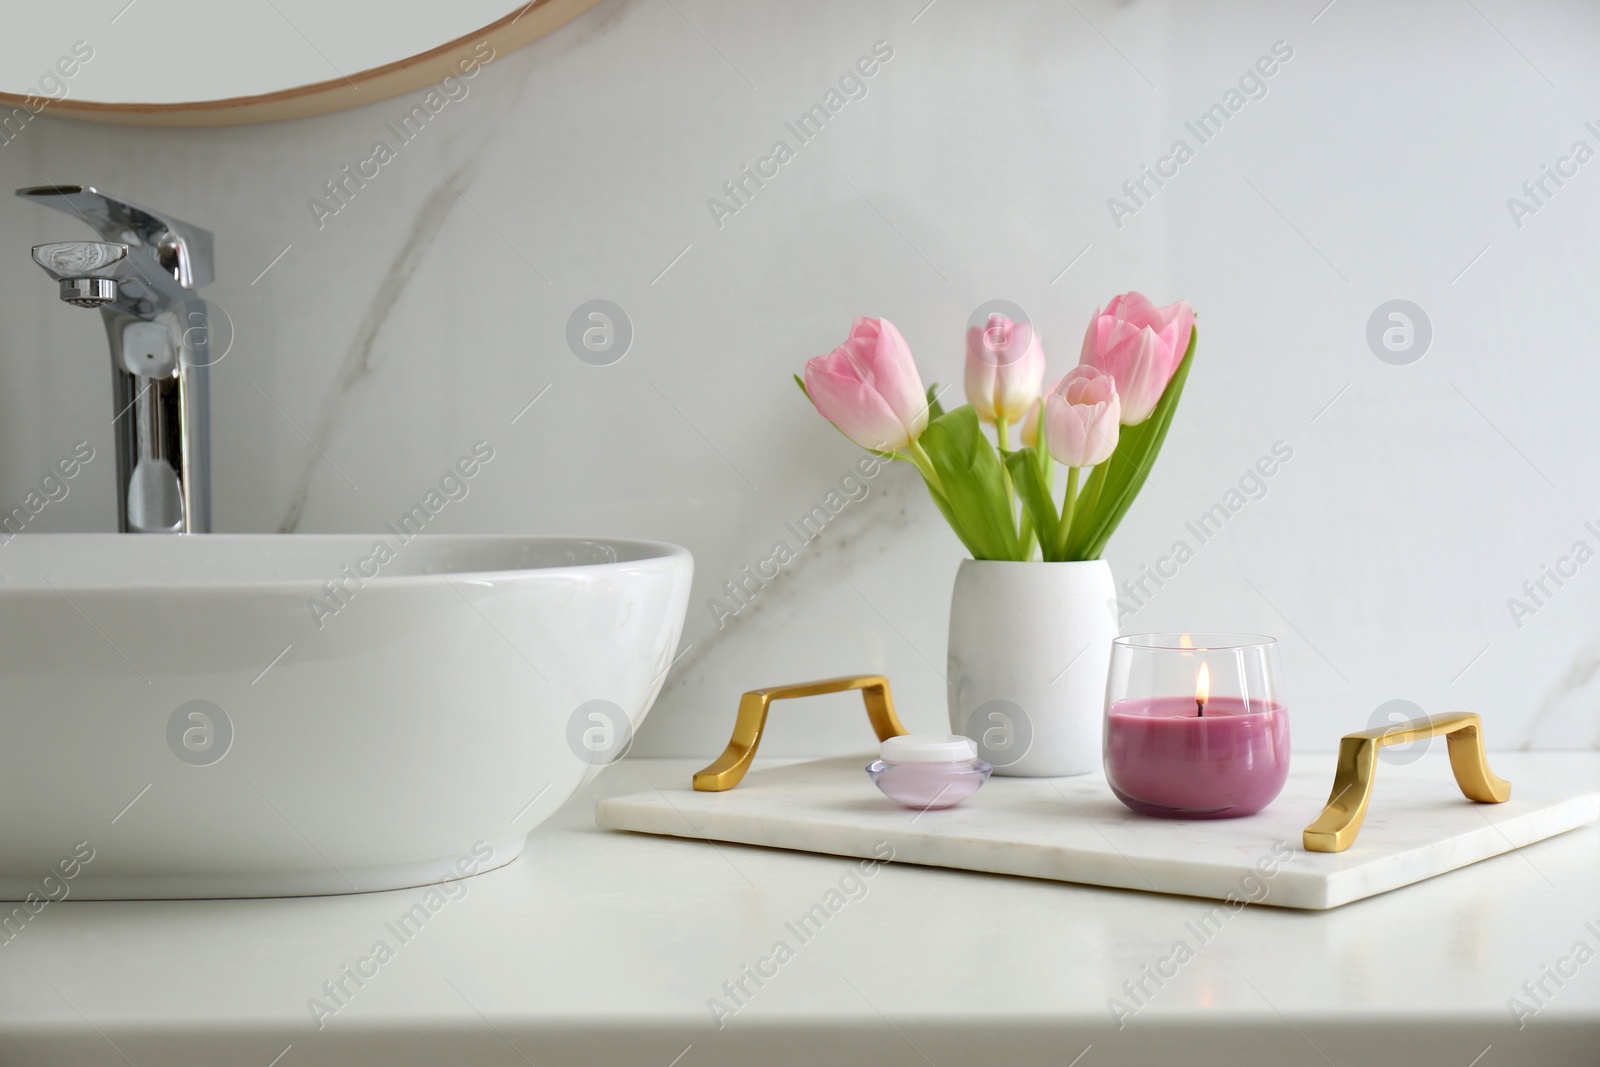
left=0, top=532, right=691, bottom=591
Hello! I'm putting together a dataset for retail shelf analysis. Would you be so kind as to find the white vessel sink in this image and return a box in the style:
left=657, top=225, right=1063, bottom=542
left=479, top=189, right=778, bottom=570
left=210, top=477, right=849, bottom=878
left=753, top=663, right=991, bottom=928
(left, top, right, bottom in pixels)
left=0, top=534, right=691, bottom=899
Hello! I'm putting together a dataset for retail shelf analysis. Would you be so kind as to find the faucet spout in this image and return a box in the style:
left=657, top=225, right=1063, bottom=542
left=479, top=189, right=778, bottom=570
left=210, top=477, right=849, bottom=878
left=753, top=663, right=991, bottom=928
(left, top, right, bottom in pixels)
left=19, top=186, right=213, bottom=534
left=17, top=184, right=213, bottom=290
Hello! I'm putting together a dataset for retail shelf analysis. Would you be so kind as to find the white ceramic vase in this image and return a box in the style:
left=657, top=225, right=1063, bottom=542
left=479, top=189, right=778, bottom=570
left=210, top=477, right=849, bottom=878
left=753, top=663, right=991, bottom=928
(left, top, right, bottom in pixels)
left=946, top=558, right=1118, bottom=777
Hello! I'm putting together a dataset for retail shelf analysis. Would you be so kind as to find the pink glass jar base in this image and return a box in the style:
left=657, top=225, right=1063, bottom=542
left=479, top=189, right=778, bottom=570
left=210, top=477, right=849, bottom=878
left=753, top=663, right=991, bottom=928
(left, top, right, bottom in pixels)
left=866, top=759, right=991, bottom=809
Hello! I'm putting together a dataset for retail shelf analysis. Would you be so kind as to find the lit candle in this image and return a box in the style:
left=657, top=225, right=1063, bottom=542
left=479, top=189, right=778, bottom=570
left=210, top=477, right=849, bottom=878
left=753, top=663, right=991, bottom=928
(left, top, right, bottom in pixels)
left=1102, top=634, right=1290, bottom=819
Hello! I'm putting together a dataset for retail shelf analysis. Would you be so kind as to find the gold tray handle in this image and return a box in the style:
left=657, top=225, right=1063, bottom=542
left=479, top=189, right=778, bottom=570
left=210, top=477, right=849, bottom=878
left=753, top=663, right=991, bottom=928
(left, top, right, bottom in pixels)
left=1303, top=712, right=1511, bottom=853
left=692, top=674, right=908, bottom=791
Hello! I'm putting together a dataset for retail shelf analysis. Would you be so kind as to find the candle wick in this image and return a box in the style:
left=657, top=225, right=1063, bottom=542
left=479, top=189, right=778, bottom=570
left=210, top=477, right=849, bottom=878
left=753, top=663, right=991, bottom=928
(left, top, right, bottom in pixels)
left=1196, top=699, right=1205, bottom=718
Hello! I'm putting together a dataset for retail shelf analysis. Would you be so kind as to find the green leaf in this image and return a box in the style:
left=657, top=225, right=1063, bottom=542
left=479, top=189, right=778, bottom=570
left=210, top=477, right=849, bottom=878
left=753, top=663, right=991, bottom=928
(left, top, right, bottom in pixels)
left=1068, top=326, right=1198, bottom=561
left=1006, top=450, right=1060, bottom=561
left=919, top=407, right=1024, bottom=561
left=1064, top=459, right=1107, bottom=553
left=922, top=479, right=988, bottom=558
left=925, top=384, right=946, bottom=424
left=1018, top=509, right=1037, bottom=562
left=794, top=373, right=811, bottom=402
left=1033, top=410, right=1054, bottom=493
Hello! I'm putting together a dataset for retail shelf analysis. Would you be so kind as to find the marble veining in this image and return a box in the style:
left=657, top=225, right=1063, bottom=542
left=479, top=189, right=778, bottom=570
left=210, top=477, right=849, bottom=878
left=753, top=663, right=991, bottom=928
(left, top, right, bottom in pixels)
left=657, top=465, right=923, bottom=694
left=1521, top=631, right=1600, bottom=750
left=276, top=166, right=477, bottom=533
left=597, top=754, right=1600, bottom=910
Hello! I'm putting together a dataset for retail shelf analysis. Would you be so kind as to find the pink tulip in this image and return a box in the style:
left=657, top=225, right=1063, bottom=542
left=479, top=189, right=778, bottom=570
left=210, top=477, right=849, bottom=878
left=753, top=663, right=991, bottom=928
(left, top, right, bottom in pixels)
left=804, top=318, right=929, bottom=451
left=964, top=314, right=1045, bottom=425
left=1079, top=292, right=1194, bottom=425
left=1042, top=366, right=1120, bottom=468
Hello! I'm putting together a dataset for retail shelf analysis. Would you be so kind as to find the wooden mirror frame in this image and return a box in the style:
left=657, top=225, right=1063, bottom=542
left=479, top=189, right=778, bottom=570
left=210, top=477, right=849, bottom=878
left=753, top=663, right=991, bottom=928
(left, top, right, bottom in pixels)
left=0, top=0, right=602, bottom=128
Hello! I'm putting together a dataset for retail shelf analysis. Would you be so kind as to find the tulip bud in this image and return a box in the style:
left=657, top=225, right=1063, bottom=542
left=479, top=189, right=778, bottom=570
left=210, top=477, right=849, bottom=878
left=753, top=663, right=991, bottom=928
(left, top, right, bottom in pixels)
left=803, top=317, right=930, bottom=451
left=964, top=314, right=1045, bottom=425
left=1042, top=366, right=1120, bottom=468
left=1019, top=376, right=1058, bottom=448
left=1079, top=292, right=1194, bottom=425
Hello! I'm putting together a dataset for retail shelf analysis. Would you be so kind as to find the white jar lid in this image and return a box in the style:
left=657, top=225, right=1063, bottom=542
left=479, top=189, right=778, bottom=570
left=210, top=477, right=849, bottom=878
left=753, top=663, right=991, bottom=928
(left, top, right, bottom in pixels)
left=880, top=734, right=978, bottom=763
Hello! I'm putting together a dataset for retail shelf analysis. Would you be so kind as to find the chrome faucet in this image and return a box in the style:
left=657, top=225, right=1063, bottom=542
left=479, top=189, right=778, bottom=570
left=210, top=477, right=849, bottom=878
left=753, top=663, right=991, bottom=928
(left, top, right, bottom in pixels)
left=18, top=185, right=213, bottom=533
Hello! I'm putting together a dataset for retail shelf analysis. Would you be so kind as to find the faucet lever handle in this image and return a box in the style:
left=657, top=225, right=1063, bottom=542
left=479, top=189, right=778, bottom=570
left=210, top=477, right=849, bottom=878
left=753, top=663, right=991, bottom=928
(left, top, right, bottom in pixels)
left=31, top=241, right=128, bottom=279
left=32, top=241, right=129, bottom=308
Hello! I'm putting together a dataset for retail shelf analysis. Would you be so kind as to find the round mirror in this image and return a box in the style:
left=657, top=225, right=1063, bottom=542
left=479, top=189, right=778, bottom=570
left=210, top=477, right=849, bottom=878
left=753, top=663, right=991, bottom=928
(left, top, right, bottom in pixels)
left=0, top=0, right=600, bottom=126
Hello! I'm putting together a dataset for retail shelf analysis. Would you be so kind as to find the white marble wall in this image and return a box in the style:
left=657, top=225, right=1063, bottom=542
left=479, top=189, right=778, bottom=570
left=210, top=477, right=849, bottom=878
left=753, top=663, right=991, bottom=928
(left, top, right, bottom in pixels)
left=1, top=0, right=1597, bottom=758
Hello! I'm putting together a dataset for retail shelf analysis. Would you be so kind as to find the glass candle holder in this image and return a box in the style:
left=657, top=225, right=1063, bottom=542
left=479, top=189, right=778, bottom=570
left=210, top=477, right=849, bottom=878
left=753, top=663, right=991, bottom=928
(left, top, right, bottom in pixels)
left=1103, top=633, right=1289, bottom=819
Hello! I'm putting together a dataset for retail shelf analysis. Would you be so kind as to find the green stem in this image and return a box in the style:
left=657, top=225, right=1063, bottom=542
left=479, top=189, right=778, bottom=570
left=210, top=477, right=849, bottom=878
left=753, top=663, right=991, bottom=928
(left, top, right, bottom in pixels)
left=1033, top=413, right=1054, bottom=560
left=1054, top=466, right=1080, bottom=562
left=903, top=438, right=945, bottom=496
left=994, top=416, right=1020, bottom=536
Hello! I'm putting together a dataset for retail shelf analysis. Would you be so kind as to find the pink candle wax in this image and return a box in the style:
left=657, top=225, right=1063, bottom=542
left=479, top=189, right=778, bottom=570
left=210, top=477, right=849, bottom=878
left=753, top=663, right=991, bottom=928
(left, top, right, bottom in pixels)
left=1104, top=696, right=1290, bottom=818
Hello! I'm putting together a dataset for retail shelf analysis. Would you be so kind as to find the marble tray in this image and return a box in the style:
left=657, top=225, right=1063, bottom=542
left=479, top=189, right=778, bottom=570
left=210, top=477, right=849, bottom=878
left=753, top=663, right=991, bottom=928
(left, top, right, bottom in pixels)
left=595, top=754, right=1600, bottom=910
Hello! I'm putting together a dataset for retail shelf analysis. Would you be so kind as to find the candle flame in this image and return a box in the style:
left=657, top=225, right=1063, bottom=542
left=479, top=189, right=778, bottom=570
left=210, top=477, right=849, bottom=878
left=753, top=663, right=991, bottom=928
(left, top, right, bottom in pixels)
left=1195, top=663, right=1210, bottom=706
left=1178, top=633, right=1194, bottom=650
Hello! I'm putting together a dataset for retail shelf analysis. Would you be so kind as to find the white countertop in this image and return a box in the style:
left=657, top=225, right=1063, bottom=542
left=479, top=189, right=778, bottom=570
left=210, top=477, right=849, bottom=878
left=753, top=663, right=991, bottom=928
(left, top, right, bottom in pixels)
left=2, top=754, right=1597, bottom=1066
